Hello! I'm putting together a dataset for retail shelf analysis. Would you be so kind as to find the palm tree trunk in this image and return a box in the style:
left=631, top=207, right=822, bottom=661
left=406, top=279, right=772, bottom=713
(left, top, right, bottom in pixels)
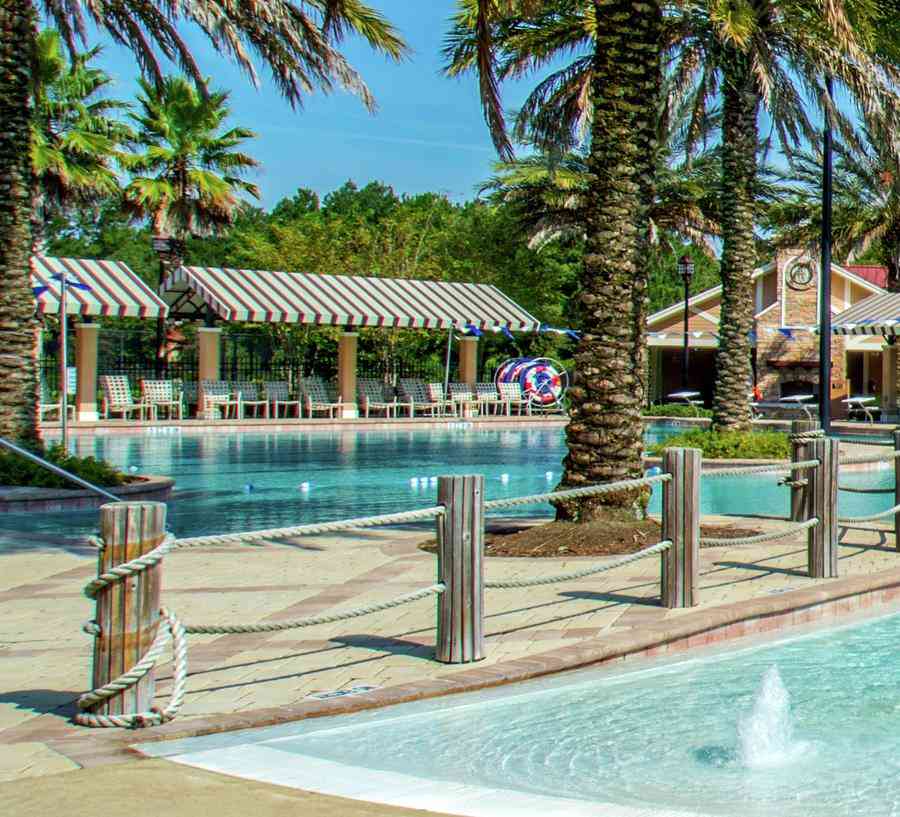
left=711, top=52, right=760, bottom=432
left=556, top=0, right=662, bottom=522
left=0, top=2, right=39, bottom=445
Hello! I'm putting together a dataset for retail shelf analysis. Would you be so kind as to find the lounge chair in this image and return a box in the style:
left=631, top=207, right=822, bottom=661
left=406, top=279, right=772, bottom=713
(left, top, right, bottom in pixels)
left=178, top=381, right=197, bottom=414
left=266, top=381, right=301, bottom=418
left=398, top=378, right=444, bottom=417
left=233, top=381, right=269, bottom=418
left=358, top=378, right=397, bottom=418
left=448, top=382, right=479, bottom=416
left=141, top=379, right=184, bottom=419
left=475, top=382, right=502, bottom=415
left=100, top=375, right=151, bottom=420
left=300, top=376, right=349, bottom=419
left=199, top=380, right=240, bottom=419
left=498, top=381, right=532, bottom=416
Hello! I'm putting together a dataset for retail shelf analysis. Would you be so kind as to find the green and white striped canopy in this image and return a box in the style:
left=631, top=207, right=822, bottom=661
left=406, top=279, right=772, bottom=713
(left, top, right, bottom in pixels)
left=832, top=292, right=900, bottom=336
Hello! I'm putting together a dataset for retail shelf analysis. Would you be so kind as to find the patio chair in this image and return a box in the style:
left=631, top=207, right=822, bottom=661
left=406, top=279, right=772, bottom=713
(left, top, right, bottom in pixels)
left=498, top=381, right=532, bottom=416
left=100, top=375, right=151, bottom=420
left=199, top=380, right=240, bottom=419
left=448, top=382, right=479, bottom=416
left=265, top=381, right=301, bottom=418
left=38, top=379, right=74, bottom=422
left=357, top=378, right=397, bottom=418
left=475, top=382, right=502, bottom=415
left=141, top=379, right=184, bottom=420
left=233, top=381, right=269, bottom=418
left=178, top=381, right=198, bottom=415
left=300, top=376, right=348, bottom=419
left=398, top=378, right=442, bottom=417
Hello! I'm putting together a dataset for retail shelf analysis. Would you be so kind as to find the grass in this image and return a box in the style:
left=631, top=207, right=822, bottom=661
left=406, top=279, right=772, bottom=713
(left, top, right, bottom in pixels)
left=647, top=429, right=790, bottom=460
left=0, top=444, right=128, bottom=489
left=643, top=402, right=713, bottom=418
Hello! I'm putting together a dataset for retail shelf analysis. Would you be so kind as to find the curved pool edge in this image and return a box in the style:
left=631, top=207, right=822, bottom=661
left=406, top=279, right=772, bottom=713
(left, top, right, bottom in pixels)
left=126, top=561, right=900, bottom=751
left=0, top=474, right=174, bottom=513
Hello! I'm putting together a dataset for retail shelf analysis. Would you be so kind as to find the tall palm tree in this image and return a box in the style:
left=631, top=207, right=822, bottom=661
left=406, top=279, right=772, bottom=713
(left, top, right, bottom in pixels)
left=670, top=0, right=896, bottom=431
left=123, top=76, right=259, bottom=241
left=31, top=29, right=130, bottom=253
left=448, top=0, right=665, bottom=520
left=0, top=1, right=406, bottom=444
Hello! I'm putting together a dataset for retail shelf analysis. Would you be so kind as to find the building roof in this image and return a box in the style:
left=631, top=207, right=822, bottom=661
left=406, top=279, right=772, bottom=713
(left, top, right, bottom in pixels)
left=160, top=266, right=541, bottom=332
left=843, top=265, right=888, bottom=289
left=832, top=291, right=900, bottom=335
left=32, top=256, right=167, bottom=319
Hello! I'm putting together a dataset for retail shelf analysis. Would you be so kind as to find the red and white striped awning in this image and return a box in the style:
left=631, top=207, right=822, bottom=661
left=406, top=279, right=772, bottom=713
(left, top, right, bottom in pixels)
left=161, top=265, right=540, bottom=332
left=32, top=256, right=167, bottom=319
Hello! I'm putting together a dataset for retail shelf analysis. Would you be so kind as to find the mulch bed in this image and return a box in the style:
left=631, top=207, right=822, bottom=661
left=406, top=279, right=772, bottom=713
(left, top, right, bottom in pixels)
left=419, top=519, right=763, bottom=558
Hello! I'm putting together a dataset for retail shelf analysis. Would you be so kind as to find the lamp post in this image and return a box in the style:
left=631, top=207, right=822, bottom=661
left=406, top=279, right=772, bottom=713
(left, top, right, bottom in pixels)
left=819, top=75, right=834, bottom=433
left=678, top=254, right=695, bottom=389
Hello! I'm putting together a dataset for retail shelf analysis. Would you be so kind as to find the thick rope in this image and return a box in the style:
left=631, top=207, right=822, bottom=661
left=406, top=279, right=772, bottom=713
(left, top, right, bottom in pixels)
left=484, top=473, right=671, bottom=511
left=173, top=505, right=445, bottom=549
left=185, top=584, right=445, bottom=634
left=838, top=485, right=894, bottom=494
left=838, top=503, right=900, bottom=524
left=789, top=430, right=824, bottom=442
left=82, top=534, right=174, bottom=599
left=484, top=540, right=671, bottom=589
left=75, top=608, right=187, bottom=729
left=699, top=518, right=818, bottom=547
left=702, top=460, right=820, bottom=479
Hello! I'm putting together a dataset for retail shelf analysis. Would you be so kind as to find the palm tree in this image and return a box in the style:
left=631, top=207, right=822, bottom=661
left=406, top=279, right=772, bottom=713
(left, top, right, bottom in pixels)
left=31, top=29, right=130, bottom=253
left=123, top=76, right=259, bottom=242
left=769, top=130, right=900, bottom=291
left=670, top=1, right=896, bottom=431
left=0, top=1, right=406, bottom=444
left=448, top=0, right=665, bottom=520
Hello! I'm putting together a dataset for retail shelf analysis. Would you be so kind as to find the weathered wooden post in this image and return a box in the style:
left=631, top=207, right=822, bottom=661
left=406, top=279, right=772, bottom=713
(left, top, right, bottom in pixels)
left=436, top=475, right=485, bottom=663
left=894, top=430, right=900, bottom=550
left=88, top=502, right=166, bottom=718
left=807, top=437, right=839, bottom=578
left=790, top=419, right=820, bottom=521
left=661, top=448, right=701, bottom=608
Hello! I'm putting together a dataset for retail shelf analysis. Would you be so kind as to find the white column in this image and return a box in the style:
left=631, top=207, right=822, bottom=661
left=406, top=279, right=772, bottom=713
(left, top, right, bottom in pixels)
left=75, top=323, right=100, bottom=421
left=337, top=332, right=359, bottom=419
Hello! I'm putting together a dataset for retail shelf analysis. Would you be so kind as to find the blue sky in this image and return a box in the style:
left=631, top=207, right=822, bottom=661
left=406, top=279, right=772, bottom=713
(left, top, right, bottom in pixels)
left=85, top=1, right=549, bottom=209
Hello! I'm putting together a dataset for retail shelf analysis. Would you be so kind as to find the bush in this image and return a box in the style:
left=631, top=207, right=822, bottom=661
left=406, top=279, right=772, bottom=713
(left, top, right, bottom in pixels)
left=0, top=444, right=128, bottom=489
left=642, top=402, right=713, bottom=418
left=646, top=429, right=790, bottom=460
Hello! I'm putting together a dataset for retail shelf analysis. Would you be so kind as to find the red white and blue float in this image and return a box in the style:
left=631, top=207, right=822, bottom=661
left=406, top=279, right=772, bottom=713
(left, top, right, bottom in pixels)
left=494, top=357, right=569, bottom=409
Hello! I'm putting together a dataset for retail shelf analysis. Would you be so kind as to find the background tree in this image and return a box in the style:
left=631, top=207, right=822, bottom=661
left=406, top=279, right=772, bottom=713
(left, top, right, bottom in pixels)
left=0, top=0, right=406, bottom=444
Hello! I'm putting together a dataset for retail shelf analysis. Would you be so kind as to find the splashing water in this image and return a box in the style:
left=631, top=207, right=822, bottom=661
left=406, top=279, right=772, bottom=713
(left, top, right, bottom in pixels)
left=739, top=666, right=811, bottom=769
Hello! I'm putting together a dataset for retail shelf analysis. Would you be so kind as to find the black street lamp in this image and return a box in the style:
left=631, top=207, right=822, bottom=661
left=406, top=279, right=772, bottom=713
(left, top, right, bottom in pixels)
left=678, top=254, right=695, bottom=389
left=819, top=75, right=834, bottom=433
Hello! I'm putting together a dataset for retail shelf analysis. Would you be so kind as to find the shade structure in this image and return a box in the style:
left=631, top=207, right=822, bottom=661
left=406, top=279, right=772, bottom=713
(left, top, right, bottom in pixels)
left=161, top=265, right=540, bottom=332
left=32, top=256, right=167, bottom=319
left=832, top=292, right=900, bottom=336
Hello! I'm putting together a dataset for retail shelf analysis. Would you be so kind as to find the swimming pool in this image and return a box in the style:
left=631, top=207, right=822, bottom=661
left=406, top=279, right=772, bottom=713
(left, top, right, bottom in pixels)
left=3, top=424, right=891, bottom=543
left=145, top=608, right=900, bottom=817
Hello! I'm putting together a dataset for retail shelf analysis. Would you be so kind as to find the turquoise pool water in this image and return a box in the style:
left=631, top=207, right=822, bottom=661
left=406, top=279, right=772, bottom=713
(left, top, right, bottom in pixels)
left=3, top=425, right=892, bottom=543
left=152, top=609, right=900, bottom=816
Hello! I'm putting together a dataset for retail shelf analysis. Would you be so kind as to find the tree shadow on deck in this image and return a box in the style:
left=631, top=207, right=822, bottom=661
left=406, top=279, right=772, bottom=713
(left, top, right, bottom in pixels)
left=0, top=689, right=79, bottom=718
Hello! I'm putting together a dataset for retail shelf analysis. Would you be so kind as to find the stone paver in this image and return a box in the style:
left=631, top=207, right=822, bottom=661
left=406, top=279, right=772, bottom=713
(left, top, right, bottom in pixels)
left=2, top=447, right=900, bottom=785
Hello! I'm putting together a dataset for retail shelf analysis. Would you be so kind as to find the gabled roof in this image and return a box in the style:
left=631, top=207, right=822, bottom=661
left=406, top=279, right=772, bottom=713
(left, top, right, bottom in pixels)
left=161, top=266, right=540, bottom=332
left=843, top=265, right=888, bottom=289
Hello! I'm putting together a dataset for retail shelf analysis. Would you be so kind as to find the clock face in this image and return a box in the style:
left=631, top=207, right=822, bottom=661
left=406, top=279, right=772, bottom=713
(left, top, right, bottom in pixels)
left=788, top=263, right=814, bottom=290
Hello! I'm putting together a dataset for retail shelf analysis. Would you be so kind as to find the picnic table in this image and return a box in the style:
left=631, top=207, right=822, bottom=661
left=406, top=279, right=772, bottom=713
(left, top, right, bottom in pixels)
left=842, top=395, right=879, bottom=423
left=751, top=394, right=818, bottom=421
left=668, top=390, right=704, bottom=416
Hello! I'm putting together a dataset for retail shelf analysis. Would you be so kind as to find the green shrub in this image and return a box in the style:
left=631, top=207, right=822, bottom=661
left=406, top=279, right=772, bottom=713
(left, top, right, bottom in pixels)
left=642, top=403, right=713, bottom=418
left=0, top=444, right=127, bottom=489
left=647, top=429, right=790, bottom=460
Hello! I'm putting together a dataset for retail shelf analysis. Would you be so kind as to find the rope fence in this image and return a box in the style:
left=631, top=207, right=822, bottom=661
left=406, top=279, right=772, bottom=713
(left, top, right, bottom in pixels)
left=74, top=425, right=900, bottom=730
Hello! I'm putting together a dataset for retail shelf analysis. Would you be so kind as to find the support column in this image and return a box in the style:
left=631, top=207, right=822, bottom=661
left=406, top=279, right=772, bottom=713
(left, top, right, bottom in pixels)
left=75, top=323, right=100, bottom=421
left=458, top=336, right=478, bottom=388
left=197, top=327, right=221, bottom=414
left=789, top=420, right=819, bottom=522
left=882, top=340, right=899, bottom=422
left=661, top=447, right=701, bottom=608
left=807, top=437, right=839, bottom=578
left=337, top=331, right=359, bottom=419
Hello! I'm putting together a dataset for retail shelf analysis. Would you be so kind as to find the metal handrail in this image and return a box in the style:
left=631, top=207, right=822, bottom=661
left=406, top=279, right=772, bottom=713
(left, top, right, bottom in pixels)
left=0, top=436, right=120, bottom=502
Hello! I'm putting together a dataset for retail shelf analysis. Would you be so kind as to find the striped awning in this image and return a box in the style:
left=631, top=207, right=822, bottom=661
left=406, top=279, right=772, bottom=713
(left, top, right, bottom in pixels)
left=161, top=265, right=540, bottom=331
left=832, top=292, right=900, bottom=336
left=32, top=256, right=167, bottom=319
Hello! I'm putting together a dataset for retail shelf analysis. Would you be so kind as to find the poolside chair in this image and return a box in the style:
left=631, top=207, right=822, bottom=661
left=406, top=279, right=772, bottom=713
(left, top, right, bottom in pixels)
left=300, top=376, right=348, bottom=419
left=448, top=382, right=479, bottom=416
left=199, top=380, right=240, bottom=419
left=498, top=381, right=532, bottom=416
left=475, top=382, right=502, bottom=416
left=141, top=379, right=184, bottom=420
left=232, top=381, right=269, bottom=419
left=398, top=379, right=443, bottom=417
left=177, top=381, right=198, bottom=415
left=38, top=379, right=75, bottom=422
left=265, top=381, right=301, bottom=418
left=100, top=375, right=151, bottom=420
left=357, top=378, right=397, bottom=418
